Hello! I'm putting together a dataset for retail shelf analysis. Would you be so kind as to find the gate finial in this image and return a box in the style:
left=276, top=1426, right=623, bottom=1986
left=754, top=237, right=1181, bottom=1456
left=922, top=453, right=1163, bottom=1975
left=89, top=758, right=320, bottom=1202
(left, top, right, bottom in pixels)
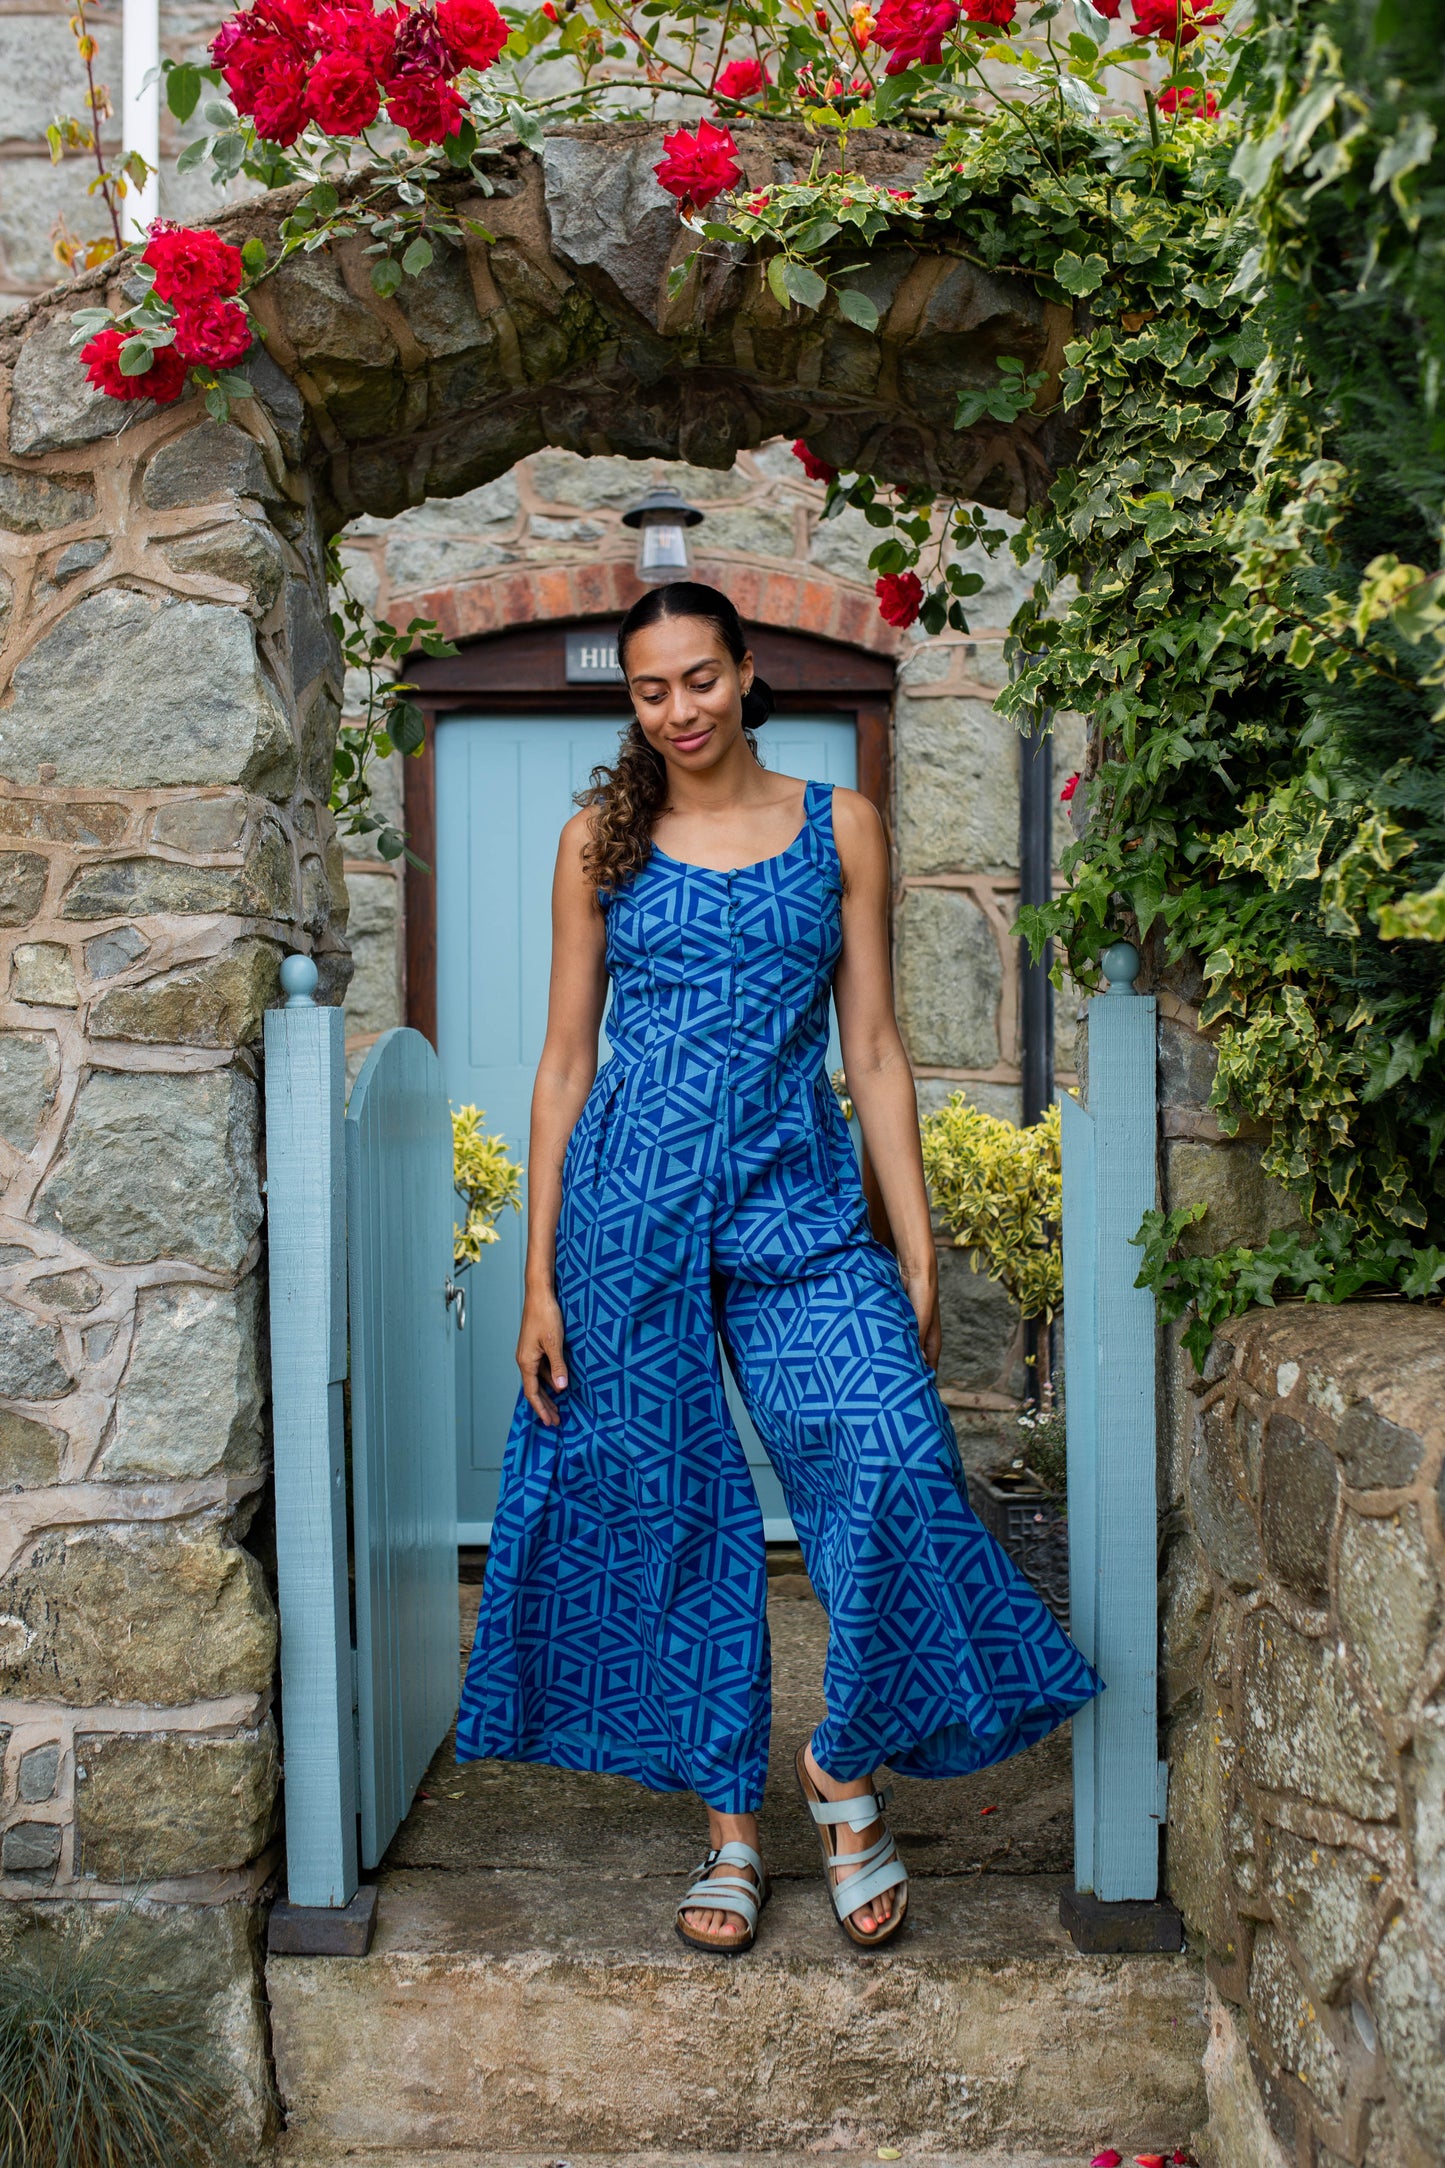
left=1100, top=940, right=1140, bottom=995
left=281, top=953, right=319, bottom=1008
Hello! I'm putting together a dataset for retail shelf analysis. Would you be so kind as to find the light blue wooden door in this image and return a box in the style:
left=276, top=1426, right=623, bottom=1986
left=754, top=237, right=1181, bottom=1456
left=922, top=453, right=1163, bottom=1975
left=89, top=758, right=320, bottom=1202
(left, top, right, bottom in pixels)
left=345, top=1027, right=459, bottom=1867
left=436, top=712, right=858, bottom=1541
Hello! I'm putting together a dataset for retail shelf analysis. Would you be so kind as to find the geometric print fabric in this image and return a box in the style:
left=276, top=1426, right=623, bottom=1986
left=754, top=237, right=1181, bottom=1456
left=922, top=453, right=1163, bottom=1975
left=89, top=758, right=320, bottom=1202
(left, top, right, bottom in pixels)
left=456, top=781, right=1102, bottom=1808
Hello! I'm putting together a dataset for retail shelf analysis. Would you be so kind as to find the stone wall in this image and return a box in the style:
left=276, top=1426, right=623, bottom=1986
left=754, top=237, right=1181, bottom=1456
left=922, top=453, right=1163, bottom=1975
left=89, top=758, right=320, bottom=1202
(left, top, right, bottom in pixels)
left=0, top=363, right=342, bottom=2148
left=1163, top=1302, right=1445, bottom=2167
left=335, top=441, right=1083, bottom=1453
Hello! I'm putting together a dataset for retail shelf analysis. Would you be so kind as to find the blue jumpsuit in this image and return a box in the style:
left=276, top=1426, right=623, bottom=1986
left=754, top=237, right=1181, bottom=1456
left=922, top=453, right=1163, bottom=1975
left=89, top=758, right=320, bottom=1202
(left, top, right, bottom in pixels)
left=457, top=782, right=1100, bottom=1811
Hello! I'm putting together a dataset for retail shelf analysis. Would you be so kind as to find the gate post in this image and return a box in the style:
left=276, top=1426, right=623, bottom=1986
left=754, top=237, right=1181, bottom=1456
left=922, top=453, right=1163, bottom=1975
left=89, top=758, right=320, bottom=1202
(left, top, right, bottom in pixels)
left=1059, top=941, right=1181, bottom=1952
left=263, top=955, right=375, bottom=1954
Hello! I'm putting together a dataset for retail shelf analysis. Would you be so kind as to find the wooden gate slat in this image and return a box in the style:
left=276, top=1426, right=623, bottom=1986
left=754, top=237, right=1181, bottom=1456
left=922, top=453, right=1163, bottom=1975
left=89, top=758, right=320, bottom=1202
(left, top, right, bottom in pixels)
left=1062, top=945, right=1162, bottom=1904
left=347, top=1027, right=459, bottom=1869
left=264, top=972, right=358, bottom=1908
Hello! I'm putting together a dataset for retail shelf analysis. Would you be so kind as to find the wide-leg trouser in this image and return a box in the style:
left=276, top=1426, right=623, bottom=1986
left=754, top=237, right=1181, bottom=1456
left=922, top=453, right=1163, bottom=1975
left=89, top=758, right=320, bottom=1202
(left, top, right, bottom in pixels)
left=456, top=1084, right=1101, bottom=1811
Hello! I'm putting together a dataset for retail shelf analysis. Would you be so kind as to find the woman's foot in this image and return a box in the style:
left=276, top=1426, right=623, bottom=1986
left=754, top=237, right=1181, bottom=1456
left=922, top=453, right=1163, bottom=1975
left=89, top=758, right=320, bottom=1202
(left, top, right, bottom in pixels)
left=802, top=1742, right=898, bottom=1934
left=682, top=1810, right=762, bottom=1942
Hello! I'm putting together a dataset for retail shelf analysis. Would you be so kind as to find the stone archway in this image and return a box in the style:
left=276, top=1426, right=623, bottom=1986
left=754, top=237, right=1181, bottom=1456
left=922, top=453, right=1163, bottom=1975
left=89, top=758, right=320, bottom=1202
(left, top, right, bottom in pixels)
left=0, top=123, right=1074, bottom=2150
left=232, top=123, right=1075, bottom=526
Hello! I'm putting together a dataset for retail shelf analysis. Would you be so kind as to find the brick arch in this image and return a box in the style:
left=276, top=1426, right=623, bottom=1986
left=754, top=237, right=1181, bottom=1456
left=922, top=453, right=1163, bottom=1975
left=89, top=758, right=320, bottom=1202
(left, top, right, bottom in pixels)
left=401, top=555, right=902, bottom=659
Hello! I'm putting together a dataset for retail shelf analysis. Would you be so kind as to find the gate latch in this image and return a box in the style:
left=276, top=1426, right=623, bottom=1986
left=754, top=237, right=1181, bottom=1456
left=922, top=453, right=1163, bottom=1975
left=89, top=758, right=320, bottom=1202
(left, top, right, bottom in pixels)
left=445, top=1277, right=467, bottom=1333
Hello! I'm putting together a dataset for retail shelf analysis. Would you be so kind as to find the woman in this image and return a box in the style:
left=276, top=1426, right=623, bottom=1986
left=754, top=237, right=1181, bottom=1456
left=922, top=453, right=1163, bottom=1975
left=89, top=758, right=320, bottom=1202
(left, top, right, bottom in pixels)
left=457, top=581, right=1100, bottom=1953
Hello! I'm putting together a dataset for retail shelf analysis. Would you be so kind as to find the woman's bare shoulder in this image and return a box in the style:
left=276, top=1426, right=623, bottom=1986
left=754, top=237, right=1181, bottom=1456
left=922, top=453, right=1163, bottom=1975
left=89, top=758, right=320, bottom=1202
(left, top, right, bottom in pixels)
left=554, top=809, right=604, bottom=914
left=831, top=786, right=886, bottom=853
left=558, top=806, right=595, bottom=858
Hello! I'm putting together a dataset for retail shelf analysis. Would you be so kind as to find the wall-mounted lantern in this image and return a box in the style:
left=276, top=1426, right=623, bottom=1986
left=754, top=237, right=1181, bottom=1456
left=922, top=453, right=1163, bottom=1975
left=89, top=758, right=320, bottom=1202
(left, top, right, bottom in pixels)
left=621, top=484, right=704, bottom=585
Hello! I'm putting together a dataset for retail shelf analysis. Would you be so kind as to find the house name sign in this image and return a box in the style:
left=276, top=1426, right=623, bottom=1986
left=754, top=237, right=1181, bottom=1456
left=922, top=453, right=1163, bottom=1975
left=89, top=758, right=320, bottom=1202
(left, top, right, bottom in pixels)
left=565, top=631, right=626, bottom=684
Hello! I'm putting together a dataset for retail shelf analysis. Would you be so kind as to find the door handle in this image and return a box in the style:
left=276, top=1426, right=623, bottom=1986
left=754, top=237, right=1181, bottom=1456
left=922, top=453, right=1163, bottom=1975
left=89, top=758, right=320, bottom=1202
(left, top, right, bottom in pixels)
left=445, top=1277, right=467, bottom=1332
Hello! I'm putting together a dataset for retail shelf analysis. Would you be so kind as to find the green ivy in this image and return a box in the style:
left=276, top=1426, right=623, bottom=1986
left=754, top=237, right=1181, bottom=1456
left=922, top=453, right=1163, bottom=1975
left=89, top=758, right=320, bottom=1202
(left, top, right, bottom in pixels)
left=757, top=21, right=1445, bottom=1358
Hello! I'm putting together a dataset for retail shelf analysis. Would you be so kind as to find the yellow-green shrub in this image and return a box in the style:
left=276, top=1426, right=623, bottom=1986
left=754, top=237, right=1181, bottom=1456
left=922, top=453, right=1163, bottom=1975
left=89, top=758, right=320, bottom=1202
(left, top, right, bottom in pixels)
left=919, top=1096, right=1062, bottom=1326
left=452, top=1104, right=523, bottom=1264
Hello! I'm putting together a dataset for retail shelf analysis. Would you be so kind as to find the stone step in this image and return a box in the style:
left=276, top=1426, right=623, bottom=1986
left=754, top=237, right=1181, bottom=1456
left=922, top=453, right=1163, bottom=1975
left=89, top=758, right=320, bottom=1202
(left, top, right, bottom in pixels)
left=276, top=2151, right=1086, bottom=2166
left=267, top=1869, right=1207, bottom=2161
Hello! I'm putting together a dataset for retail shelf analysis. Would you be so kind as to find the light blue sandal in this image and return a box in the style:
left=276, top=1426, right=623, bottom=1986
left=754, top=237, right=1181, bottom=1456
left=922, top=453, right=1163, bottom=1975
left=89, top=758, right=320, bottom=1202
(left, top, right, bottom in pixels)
left=675, top=1839, right=770, bottom=1955
left=795, top=1746, right=909, bottom=1948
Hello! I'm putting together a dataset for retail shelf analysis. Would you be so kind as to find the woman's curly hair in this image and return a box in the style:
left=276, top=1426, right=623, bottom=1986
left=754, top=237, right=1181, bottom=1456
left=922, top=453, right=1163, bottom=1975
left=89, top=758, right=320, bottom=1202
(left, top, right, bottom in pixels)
left=577, top=582, right=773, bottom=894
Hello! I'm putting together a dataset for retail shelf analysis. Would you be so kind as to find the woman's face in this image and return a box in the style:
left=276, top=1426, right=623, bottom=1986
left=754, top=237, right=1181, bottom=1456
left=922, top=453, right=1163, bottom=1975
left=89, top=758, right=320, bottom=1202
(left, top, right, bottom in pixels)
left=624, top=615, right=754, bottom=773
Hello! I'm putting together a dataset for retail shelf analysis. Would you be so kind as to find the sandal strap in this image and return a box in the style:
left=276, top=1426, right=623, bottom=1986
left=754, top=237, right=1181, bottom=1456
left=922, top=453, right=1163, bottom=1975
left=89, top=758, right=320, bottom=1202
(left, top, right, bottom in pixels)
left=805, top=1785, right=891, bottom=1831
left=830, top=1850, right=908, bottom=1922
left=712, top=1839, right=763, bottom=1875
left=678, top=1845, right=764, bottom=1931
left=827, top=1828, right=896, bottom=1879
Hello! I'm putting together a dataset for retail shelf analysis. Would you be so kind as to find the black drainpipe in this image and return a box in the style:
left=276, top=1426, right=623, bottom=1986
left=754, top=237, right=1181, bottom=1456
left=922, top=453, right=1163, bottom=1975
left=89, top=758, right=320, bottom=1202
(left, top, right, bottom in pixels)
left=1018, top=712, right=1054, bottom=1401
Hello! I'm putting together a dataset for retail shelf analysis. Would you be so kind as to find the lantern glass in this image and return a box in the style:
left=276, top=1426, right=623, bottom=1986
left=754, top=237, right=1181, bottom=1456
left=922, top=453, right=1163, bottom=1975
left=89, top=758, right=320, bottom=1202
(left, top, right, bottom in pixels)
left=637, top=515, right=692, bottom=583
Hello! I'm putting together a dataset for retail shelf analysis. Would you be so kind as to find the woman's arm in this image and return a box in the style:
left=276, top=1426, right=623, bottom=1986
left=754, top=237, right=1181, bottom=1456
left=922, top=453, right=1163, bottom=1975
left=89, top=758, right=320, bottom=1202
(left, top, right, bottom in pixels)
left=831, top=790, right=942, bottom=1370
left=516, top=811, right=610, bottom=1424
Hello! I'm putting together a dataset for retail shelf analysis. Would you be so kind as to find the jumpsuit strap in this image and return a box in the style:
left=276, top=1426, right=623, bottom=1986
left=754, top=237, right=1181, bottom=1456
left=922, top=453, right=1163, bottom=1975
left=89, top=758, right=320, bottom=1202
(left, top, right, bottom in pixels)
left=802, top=777, right=841, bottom=884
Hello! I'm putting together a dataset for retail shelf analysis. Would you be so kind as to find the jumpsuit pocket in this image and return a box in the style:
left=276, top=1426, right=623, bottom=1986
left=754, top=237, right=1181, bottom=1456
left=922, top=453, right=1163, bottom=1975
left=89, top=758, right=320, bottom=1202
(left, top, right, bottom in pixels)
left=810, top=1074, right=841, bottom=1194
left=590, top=1070, right=627, bottom=1188
left=563, top=1070, right=626, bottom=1192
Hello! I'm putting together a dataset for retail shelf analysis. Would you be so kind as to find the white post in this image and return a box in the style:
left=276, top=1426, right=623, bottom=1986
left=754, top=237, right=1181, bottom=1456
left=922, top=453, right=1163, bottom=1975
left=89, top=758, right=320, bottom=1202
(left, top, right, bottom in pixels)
left=121, top=0, right=160, bottom=238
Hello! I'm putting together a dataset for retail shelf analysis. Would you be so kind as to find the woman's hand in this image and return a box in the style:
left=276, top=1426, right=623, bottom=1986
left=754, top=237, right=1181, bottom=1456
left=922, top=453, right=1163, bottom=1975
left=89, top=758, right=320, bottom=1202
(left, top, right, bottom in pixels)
left=517, top=1287, right=568, bottom=1425
left=900, top=1260, right=942, bottom=1373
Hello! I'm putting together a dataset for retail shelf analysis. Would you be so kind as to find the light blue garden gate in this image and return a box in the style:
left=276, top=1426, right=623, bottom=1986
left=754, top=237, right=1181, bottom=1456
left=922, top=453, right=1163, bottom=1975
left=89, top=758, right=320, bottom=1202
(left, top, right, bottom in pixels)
left=1059, top=939, right=1173, bottom=1938
left=264, top=957, right=460, bottom=1938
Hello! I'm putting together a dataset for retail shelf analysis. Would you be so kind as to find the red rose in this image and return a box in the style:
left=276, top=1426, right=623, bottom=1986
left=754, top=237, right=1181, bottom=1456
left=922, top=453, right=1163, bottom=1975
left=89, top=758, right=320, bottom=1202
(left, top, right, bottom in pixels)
left=252, top=53, right=311, bottom=141
left=210, top=0, right=314, bottom=103
left=314, top=1, right=402, bottom=75
left=1091, top=0, right=1121, bottom=11
left=143, top=222, right=244, bottom=303
left=172, top=298, right=254, bottom=368
left=1060, top=772, right=1080, bottom=802
left=437, top=0, right=507, bottom=67
left=792, top=441, right=837, bottom=484
left=211, top=16, right=272, bottom=101
left=390, top=3, right=453, bottom=73
left=653, top=118, right=742, bottom=213
left=81, top=328, right=189, bottom=404
left=308, top=47, right=383, bottom=131
left=876, top=571, right=923, bottom=627
left=1157, top=83, right=1218, bottom=116
left=961, top=0, right=1016, bottom=19
left=385, top=65, right=467, bottom=141
left=1130, top=0, right=1222, bottom=43
left=715, top=55, right=770, bottom=101
left=871, top=0, right=961, bottom=72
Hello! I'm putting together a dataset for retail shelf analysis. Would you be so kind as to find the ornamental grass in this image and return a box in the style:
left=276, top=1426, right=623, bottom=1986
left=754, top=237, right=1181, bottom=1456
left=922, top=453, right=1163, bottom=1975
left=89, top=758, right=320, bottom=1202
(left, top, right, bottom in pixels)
left=0, top=1916, right=226, bottom=2168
